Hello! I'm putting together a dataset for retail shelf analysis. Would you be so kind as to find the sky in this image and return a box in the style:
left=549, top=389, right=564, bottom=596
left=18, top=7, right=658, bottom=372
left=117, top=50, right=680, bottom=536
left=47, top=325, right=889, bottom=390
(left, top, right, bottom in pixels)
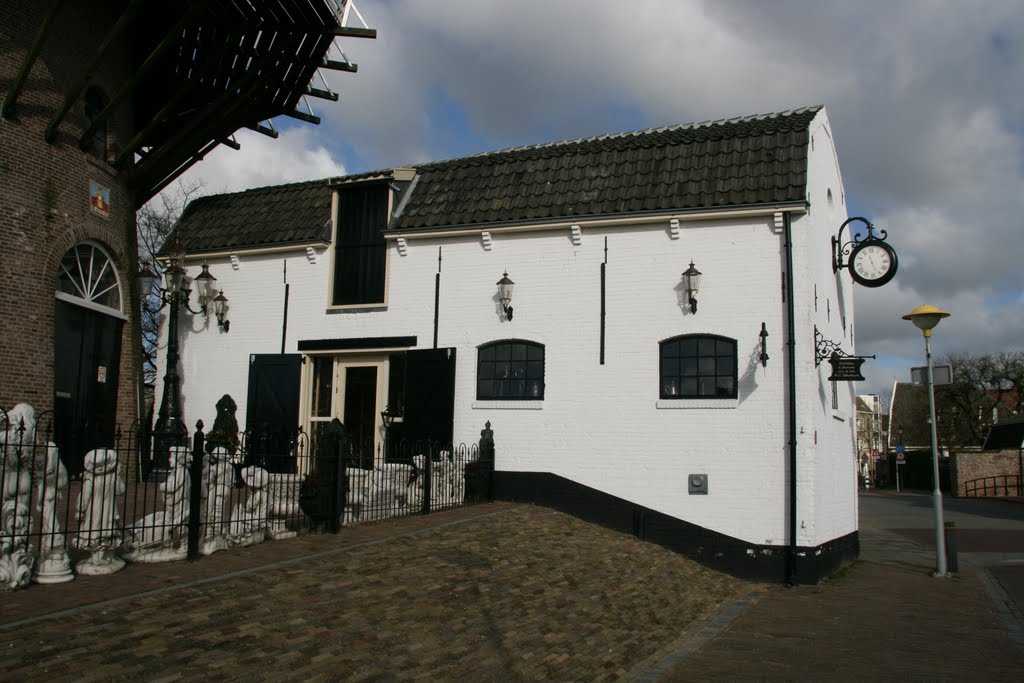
left=174, top=0, right=1024, bottom=404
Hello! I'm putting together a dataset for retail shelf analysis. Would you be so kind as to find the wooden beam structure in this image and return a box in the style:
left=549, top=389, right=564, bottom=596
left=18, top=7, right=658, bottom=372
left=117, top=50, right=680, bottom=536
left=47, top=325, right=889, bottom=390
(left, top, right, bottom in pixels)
left=1, top=0, right=66, bottom=119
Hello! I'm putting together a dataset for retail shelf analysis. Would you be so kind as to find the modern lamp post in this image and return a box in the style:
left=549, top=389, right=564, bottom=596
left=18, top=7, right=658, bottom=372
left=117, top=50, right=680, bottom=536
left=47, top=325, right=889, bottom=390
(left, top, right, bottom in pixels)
left=902, top=304, right=951, bottom=576
left=138, top=240, right=229, bottom=480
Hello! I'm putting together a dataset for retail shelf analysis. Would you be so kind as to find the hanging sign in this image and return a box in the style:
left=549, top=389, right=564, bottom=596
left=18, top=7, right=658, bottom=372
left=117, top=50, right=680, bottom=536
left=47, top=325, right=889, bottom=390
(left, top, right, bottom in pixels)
left=828, top=355, right=865, bottom=382
left=90, top=180, right=111, bottom=218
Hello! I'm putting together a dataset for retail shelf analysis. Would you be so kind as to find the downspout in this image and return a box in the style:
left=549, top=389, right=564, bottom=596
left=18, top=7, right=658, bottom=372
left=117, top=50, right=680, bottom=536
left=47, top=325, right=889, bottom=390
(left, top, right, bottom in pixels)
left=784, top=211, right=799, bottom=585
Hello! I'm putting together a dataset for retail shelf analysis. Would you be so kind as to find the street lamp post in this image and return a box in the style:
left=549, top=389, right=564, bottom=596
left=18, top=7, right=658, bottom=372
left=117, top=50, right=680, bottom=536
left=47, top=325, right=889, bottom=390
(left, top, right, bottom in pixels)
left=139, top=242, right=228, bottom=480
left=902, top=304, right=952, bottom=576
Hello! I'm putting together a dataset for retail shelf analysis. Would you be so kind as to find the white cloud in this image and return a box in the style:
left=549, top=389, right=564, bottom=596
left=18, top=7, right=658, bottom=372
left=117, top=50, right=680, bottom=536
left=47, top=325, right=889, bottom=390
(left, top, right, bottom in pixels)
left=173, top=127, right=348, bottom=196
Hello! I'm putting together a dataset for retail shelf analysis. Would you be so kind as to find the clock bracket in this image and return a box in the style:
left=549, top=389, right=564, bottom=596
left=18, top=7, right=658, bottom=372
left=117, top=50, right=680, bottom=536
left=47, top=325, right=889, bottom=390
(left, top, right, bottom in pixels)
left=831, top=216, right=890, bottom=273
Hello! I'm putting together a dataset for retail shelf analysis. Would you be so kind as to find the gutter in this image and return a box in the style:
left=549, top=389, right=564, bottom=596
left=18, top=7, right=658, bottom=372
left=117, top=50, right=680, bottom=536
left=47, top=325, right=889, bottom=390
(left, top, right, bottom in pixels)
left=783, top=211, right=799, bottom=585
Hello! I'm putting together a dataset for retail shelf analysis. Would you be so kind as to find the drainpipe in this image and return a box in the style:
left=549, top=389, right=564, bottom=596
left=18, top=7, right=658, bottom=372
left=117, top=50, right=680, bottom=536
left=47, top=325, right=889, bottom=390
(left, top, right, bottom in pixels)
left=783, top=212, right=799, bottom=585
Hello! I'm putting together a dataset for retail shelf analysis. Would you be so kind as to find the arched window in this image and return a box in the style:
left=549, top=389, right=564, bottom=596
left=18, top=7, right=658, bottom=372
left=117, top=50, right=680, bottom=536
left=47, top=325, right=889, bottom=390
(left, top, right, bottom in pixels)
left=659, top=334, right=736, bottom=399
left=477, top=339, right=544, bottom=400
left=55, top=241, right=122, bottom=313
left=83, top=86, right=108, bottom=159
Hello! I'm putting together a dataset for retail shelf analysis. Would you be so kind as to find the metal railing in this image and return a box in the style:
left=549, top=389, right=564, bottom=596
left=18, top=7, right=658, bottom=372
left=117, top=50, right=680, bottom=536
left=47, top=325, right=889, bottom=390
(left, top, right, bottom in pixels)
left=1, top=404, right=495, bottom=590
left=962, top=474, right=1022, bottom=498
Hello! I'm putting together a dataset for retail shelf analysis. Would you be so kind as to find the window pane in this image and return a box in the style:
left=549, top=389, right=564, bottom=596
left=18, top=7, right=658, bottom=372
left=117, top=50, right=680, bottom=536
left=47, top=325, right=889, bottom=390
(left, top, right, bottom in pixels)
left=699, top=357, right=715, bottom=375
left=528, top=344, right=543, bottom=360
left=681, top=357, right=698, bottom=376
left=663, top=378, right=681, bottom=397
left=478, top=379, right=495, bottom=399
left=527, top=380, right=543, bottom=398
left=679, top=338, right=697, bottom=356
left=716, top=377, right=735, bottom=397
left=512, top=344, right=527, bottom=361
left=717, top=339, right=734, bottom=355
left=479, top=362, right=494, bottom=379
left=698, top=338, right=716, bottom=356
left=699, top=377, right=716, bottom=396
left=527, top=361, right=543, bottom=379
left=662, top=340, right=680, bottom=358
left=663, top=357, right=680, bottom=376
left=479, top=346, right=495, bottom=361
left=311, top=358, right=333, bottom=417
left=511, top=361, right=526, bottom=378
left=717, top=356, right=735, bottom=374
left=682, top=378, right=698, bottom=396
left=495, top=344, right=511, bottom=361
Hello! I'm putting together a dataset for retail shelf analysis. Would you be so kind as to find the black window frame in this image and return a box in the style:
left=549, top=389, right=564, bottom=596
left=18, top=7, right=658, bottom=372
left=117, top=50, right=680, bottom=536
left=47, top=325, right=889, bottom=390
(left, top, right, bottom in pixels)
left=659, top=334, right=738, bottom=399
left=476, top=339, right=545, bottom=400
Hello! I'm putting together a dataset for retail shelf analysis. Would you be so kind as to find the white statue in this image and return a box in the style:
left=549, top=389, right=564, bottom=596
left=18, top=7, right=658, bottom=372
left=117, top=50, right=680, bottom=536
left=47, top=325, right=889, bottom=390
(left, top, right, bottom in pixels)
left=1, top=403, right=38, bottom=590
left=342, top=468, right=372, bottom=525
left=33, top=441, right=74, bottom=583
left=266, top=473, right=301, bottom=540
left=228, top=466, right=269, bottom=546
left=200, top=447, right=234, bottom=555
left=124, top=446, right=191, bottom=563
left=73, top=448, right=126, bottom=575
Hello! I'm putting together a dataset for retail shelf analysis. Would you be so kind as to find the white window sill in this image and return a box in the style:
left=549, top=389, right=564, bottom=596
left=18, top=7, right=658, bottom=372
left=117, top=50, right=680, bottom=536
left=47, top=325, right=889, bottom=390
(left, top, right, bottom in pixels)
left=472, top=401, right=543, bottom=410
left=656, top=399, right=739, bottom=409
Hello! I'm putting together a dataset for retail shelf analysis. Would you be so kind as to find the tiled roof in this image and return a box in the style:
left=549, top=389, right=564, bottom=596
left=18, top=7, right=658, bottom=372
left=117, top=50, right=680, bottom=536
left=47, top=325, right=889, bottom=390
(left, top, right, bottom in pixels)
left=163, top=179, right=333, bottom=254
left=168, top=106, right=822, bottom=252
left=394, top=106, right=820, bottom=231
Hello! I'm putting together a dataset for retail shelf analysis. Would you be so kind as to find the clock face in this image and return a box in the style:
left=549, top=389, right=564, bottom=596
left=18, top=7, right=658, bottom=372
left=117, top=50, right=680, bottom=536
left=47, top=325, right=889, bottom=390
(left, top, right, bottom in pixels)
left=849, top=241, right=898, bottom=287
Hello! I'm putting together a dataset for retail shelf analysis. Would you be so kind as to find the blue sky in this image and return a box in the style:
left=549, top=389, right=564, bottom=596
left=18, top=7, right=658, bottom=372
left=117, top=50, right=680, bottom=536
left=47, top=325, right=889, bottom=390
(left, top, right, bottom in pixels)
left=177, top=0, right=1024, bottom=406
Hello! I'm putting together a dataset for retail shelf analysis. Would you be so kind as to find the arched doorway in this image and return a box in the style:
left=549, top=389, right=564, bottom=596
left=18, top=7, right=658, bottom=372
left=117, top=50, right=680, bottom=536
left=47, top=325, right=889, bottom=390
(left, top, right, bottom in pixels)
left=53, top=241, right=125, bottom=477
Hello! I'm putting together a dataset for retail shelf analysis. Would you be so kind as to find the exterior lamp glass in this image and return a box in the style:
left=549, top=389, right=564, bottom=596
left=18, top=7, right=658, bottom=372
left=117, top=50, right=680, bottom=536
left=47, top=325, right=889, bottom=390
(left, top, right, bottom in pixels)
left=193, top=263, right=217, bottom=310
left=381, top=404, right=396, bottom=430
left=682, top=261, right=702, bottom=314
left=137, top=262, right=158, bottom=294
left=163, top=262, right=185, bottom=295
left=497, top=271, right=515, bottom=320
left=213, top=290, right=230, bottom=332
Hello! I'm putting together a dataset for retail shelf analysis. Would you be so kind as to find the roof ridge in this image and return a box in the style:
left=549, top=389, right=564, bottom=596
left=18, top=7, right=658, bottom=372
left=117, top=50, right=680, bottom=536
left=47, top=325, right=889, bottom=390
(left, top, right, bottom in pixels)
left=418, top=105, right=823, bottom=168
left=190, top=176, right=333, bottom=203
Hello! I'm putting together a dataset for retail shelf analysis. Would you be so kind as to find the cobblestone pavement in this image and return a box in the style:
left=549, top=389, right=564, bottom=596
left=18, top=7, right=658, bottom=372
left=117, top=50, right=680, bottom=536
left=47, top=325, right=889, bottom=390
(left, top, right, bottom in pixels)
left=0, top=504, right=753, bottom=681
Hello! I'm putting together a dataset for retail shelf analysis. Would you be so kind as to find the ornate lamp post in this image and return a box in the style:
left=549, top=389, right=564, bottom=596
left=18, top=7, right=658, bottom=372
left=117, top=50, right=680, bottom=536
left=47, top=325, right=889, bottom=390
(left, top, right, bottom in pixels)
left=139, top=240, right=227, bottom=479
left=902, top=304, right=951, bottom=576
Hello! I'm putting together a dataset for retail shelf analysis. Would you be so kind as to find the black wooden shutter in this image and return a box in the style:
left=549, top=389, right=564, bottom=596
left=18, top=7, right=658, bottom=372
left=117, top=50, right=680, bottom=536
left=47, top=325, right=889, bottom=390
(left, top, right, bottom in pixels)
left=245, top=354, right=302, bottom=472
left=401, top=348, right=457, bottom=446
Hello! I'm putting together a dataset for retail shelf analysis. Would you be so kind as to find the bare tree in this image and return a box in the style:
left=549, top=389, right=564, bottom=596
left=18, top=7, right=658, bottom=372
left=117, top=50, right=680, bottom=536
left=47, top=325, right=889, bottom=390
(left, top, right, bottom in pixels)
left=938, top=351, right=1024, bottom=448
left=137, top=180, right=205, bottom=400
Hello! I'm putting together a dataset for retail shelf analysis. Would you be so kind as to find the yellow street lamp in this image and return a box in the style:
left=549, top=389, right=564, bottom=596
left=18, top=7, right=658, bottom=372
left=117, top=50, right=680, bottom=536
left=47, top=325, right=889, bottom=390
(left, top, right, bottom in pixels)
left=902, top=304, right=951, bottom=576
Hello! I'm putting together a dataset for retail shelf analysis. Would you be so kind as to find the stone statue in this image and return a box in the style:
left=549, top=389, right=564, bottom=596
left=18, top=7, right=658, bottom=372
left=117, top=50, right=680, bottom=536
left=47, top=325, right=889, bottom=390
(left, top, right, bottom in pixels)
left=33, top=441, right=74, bottom=583
left=205, top=394, right=240, bottom=456
left=228, top=466, right=269, bottom=546
left=1, top=403, right=38, bottom=590
left=124, top=446, right=191, bottom=563
left=73, top=448, right=126, bottom=575
left=200, top=446, right=234, bottom=555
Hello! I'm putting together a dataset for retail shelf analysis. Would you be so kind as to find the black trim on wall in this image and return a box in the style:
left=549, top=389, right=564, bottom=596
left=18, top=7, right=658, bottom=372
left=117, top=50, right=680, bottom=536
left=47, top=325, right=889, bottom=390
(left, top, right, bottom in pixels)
left=492, top=471, right=858, bottom=584
left=297, top=336, right=417, bottom=352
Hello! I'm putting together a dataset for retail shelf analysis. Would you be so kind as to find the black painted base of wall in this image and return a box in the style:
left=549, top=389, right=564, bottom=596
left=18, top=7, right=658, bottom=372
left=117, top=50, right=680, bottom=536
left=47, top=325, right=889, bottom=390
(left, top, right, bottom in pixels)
left=493, top=471, right=859, bottom=584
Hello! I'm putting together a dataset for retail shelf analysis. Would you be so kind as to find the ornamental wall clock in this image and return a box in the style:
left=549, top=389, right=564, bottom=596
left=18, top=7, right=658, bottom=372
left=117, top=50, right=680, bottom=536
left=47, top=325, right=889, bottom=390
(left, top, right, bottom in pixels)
left=831, top=216, right=899, bottom=288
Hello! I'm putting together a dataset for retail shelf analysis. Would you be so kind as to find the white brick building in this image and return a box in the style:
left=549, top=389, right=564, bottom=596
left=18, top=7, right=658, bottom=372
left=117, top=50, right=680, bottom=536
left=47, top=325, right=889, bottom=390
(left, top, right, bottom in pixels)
left=156, top=106, right=860, bottom=582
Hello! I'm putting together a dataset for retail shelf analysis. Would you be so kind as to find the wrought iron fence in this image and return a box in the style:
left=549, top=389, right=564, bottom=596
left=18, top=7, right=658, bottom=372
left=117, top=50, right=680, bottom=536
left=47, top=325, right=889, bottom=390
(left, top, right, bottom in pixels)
left=1, top=403, right=494, bottom=591
left=962, top=474, right=1023, bottom=498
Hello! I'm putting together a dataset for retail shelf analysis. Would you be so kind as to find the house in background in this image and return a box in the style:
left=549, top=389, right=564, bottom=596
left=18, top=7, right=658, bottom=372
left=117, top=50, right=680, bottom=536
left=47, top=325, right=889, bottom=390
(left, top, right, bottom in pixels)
left=0, top=0, right=373, bottom=475
left=157, top=106, right=860, bottom=583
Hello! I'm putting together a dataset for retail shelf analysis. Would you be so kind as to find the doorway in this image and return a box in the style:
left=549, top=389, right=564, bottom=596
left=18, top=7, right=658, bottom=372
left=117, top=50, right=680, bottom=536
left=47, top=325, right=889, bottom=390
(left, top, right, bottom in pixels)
left=343, top=366, right=377, bottom=468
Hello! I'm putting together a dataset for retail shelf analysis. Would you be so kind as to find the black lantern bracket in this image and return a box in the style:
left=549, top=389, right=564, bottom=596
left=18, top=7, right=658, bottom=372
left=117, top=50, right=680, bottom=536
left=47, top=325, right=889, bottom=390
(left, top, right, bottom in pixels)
left=759, top=322, right=769, bottom=367
left=831, top=216, right=889, bottom=273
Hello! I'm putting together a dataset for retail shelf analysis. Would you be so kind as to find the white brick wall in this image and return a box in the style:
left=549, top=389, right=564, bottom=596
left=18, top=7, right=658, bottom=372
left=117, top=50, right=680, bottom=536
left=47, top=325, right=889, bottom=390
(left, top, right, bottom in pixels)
left=157, top=108, right=858, bottom=549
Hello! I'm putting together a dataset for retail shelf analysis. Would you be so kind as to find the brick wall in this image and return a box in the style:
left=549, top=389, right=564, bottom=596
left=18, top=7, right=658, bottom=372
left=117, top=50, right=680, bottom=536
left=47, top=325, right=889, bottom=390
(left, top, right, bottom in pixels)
left=1, top=2, right=142, bottom=434
left=952, top=450, right=1023, bottom=496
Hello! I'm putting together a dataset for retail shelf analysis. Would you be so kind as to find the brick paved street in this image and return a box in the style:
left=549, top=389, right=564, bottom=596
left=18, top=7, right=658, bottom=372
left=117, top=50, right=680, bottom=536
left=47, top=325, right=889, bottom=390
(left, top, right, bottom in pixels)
left=0, top=504, right=752, bottom=681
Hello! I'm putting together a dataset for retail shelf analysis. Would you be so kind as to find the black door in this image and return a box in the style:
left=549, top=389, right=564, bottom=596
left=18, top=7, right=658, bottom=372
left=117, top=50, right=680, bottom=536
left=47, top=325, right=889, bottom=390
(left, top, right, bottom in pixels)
left=245, top=354, right=301, bottom=473
left=401, top=348, right=456, bottom=447
left=343, top=366, right=378, bottom=469
left=54, top=299, right=124, bottom=477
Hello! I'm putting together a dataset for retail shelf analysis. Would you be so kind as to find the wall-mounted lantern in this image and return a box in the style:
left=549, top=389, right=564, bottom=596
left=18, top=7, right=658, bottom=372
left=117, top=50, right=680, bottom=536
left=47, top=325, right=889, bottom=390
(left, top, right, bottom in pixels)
left=682, top=261, right=701, bottom=314
left=212, top=290, right=230, bottom=332
left=497, top=271, right=514, bottom=320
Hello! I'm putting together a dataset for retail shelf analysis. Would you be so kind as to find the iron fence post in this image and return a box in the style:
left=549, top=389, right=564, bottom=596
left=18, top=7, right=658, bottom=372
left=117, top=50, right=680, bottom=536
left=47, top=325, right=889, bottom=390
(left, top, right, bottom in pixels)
left=187, top=419, right=205, bottom=561
left=479, top=421, right=495, bottom=501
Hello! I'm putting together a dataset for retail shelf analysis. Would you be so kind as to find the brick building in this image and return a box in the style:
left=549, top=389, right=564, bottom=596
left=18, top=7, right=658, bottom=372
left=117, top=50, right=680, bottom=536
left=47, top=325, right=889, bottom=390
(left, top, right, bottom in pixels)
left=157, top=106, right=864, bottom=583
left=0, top=1, right=372, bottom=474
